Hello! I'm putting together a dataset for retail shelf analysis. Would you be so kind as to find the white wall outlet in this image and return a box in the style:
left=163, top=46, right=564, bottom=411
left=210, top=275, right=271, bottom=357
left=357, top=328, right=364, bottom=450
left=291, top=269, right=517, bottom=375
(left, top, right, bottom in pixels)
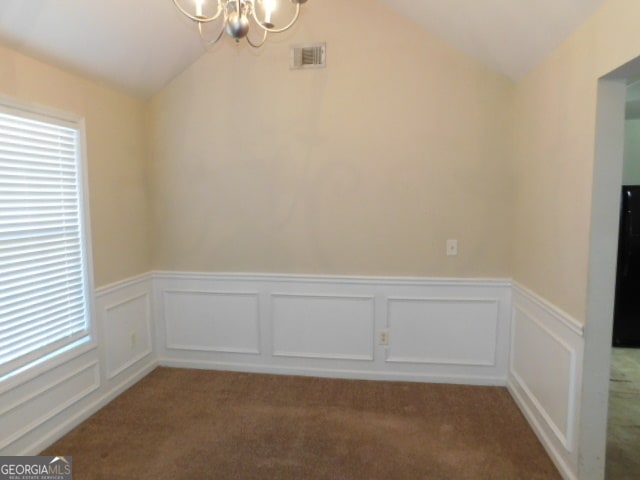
left=378, top=330, right=389, bottom=346
left=446, top=239, right=458, bottom=256
left=130, top=331, right=137, bottom=349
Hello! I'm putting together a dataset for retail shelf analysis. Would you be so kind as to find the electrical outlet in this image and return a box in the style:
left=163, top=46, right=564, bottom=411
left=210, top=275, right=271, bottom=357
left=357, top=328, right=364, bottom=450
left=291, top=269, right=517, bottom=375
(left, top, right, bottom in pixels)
left=446, top=239, right=458, bottom=256
left=130, top=331, right=137, bottom=349
left=378, top=330, right=389, bottom=346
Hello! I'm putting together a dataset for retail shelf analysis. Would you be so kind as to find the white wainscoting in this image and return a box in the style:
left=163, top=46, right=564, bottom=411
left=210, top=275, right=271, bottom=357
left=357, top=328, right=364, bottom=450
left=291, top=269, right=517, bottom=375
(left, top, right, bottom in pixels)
left=0, top=361, right=100, bottom=452
left=2, top=268, right=591, bottom=479
left=0, top=273, right=157, bottom=456
left=163, top=290, right=260, bottom=355
left=103, top=291, right=153, bottom=380
left=271, top=294, right=375, bottom=361
left=508, top=282, right=584, bottom=480
left=155, top=272, right=512, bottom=385
left=386, top=297, right=499, bottom=366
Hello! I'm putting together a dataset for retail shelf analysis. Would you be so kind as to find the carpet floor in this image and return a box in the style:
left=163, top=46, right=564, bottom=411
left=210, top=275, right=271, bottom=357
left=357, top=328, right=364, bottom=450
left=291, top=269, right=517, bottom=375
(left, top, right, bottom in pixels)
left=42, top=368, right=561, bottom=479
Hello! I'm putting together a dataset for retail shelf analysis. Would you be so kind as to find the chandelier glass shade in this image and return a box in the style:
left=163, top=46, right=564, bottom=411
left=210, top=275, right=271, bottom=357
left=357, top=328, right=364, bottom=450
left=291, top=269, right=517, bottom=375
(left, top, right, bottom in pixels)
left=173, top=0, right=308, bottom=48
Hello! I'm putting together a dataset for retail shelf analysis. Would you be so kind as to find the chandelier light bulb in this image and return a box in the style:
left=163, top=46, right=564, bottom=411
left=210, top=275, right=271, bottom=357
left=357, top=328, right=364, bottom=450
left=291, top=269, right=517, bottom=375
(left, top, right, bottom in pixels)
left=263, top=0, right=276, bottom=25
left=194, top=0, right=205, bottom=18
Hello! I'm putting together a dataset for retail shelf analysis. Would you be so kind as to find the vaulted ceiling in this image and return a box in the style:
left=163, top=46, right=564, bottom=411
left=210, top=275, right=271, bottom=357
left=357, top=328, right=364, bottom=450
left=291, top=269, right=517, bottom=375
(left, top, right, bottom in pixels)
left=0, top=0, right=607, bottom=99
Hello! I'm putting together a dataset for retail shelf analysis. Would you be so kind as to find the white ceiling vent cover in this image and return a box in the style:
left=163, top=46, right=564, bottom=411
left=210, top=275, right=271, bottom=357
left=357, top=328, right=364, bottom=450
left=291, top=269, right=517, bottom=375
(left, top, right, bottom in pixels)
left=290, top=43, right=326, bottom=69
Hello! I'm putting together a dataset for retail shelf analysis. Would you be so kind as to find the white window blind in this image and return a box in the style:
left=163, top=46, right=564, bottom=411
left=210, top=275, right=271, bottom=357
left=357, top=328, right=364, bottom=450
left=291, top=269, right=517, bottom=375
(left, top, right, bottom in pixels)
left=0, top=106, right=90, bottom=379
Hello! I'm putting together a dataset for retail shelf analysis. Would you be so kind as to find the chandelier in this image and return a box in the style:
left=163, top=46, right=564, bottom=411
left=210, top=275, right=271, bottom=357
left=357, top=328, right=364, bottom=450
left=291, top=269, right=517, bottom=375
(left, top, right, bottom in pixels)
left=172, top=0, right=308, bottom=48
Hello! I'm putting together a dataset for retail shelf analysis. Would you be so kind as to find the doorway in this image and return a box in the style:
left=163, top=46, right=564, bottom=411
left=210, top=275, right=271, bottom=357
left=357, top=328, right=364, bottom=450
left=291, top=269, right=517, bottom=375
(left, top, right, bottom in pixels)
left=604, top=77, right=640, bottom=478
left=584, top=57, right=640, bottom=480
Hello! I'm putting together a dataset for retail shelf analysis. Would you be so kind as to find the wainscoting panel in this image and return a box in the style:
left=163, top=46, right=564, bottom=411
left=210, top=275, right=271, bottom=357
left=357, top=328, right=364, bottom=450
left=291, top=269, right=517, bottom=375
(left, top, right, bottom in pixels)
left=155, top=273, right=512, bottom=385
left=163, top=290, right=260, bottom=355
left=104, top=292, right=153, bottom=379
left=386, top=298, right=499, bottom=366
left=512, top=306, right=575, bottom=448
left=0, top=361, right=99, bottom=451
left=508, top=283, right=584, bottom=480
left=271, top=294, right=374, bottom=360
left=1, top=273, right=157, bottom=456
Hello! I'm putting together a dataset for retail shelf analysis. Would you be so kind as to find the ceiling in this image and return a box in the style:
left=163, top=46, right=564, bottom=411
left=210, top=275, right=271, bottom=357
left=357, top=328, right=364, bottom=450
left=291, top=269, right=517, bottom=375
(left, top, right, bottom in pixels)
left=377, top=0, right=606, bottom=80
left=0, top=0, right=608, bottom=99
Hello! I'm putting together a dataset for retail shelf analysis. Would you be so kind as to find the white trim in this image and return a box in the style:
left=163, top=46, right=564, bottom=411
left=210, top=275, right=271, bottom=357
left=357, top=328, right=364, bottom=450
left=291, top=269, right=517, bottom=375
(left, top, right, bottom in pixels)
left=270, top=352, right=374, bottom=361
left=385, top=297, right=500, bottom=367
left=77, top=115, right=97, bottom=371
left=153, top=270, right=512, bottom=288
left=0, top=338, right=97, bottom=396
left=271, top=293, right=376, bottom=300
left=162, top=289, right=261, bottom=355
left=158, top=358, right=508, bottom=386
left=0, top=361, right=100, bottom=451
left=107, top=348, right=153, bottom=380
left=511, top=307, right=576, bottom=450
left=0, top=361, right=98, bottom=418
left=580, top=76, right=628, bottom=480
left=512, top=282, right=583, bottom=336
left=104, top=292, right=153, bottom=380
left=384, top=356, right=495, bottom=366
left=270, top=292, right=375, bottom=361
left=154, top=271, right=511, bottom=386
left=95, top=272, right=153, bottom=297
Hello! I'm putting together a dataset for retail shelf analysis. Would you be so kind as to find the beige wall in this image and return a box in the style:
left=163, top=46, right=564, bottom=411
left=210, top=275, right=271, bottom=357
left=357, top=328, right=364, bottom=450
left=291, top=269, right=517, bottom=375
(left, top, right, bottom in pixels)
left=11, top=0, right=640, bottom=323
left=512, top=0, right=640, bottom=322
left=0, top=45, right=151, bottom=288
left=148, top=0, right=515, bottom=277
left=512, top=30, right=598, bottom=322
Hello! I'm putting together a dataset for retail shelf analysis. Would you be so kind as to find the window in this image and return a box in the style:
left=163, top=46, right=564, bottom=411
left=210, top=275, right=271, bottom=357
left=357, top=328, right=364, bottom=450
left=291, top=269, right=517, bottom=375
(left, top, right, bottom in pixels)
left=0, top=103, right=92, bottom=380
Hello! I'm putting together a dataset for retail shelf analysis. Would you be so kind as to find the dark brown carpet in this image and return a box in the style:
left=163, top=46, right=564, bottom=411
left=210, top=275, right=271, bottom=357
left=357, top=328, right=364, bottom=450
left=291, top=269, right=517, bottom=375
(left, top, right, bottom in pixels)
left=42, top=368, right=561, bottom=479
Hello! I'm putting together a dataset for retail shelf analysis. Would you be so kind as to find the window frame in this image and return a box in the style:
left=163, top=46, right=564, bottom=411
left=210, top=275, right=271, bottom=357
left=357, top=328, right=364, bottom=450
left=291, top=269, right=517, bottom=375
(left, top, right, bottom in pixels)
left=0, top=97, right=96, bottom=389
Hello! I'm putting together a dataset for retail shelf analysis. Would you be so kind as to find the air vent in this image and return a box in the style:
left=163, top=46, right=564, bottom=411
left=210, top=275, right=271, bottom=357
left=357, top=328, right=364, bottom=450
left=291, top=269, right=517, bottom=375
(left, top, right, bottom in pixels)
left=290, top=43, right=326, bottom=69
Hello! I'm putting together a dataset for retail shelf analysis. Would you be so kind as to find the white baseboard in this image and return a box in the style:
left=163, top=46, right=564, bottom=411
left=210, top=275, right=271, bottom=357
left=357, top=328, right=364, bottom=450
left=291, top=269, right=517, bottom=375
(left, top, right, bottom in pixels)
left=158, top=357, right=508, bottom=385
left=508, top=282, right=584, bottom=480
